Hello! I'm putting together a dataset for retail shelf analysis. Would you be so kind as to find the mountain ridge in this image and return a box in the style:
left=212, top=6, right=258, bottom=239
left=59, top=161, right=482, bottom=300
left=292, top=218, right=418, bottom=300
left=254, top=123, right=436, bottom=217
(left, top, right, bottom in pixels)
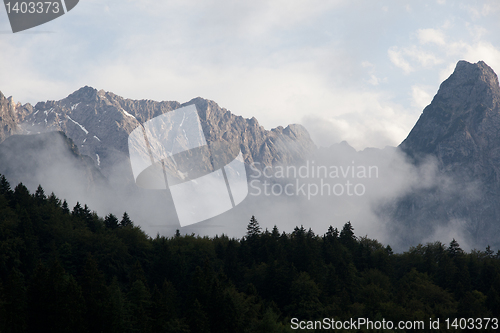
left=3, top=61, right=500, bottom=248
left=2, top=86, right=316, bottom=176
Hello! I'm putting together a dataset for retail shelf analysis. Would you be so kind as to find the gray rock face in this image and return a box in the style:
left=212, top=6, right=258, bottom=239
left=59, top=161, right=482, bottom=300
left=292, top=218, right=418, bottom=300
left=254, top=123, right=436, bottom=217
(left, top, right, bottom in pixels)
left=401, top=60, right=500, bottom=173
left=396, top=60, right=500, bottom=248
left=0, top=92, right=20, bottom=142
left=14, top=87, right=316, bottom=177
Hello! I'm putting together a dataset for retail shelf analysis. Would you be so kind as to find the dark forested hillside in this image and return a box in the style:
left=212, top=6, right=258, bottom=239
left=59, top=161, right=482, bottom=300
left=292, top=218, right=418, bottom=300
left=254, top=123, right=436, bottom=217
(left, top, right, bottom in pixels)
left=0, top=175, right=499, bottom=332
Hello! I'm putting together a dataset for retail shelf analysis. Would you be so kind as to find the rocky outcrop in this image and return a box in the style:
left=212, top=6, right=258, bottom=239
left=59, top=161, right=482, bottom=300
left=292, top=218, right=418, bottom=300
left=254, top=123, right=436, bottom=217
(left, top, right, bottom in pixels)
left=0, top=92, right=20, bottom=142
left=395, top=60, right=500, bottom=248
left=401, top=61, right=500, bottom=175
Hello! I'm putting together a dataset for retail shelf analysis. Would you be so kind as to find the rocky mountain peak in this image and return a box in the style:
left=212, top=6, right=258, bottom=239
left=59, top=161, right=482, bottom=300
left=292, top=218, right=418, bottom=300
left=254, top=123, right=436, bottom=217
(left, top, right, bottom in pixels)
left=454, top=60, right=499, bottom=89
left=400, top=60, right=500, bottom=164
left=433, top=60, right=500, bottom=112
left=393, top=61, right=500, bottom=248
left=67, top=86, right=99, bottom=102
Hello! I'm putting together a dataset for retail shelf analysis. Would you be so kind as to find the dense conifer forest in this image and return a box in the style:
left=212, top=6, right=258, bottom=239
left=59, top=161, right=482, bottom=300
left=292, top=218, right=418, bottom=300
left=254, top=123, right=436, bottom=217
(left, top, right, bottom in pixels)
left=1, top=174, right=500, bottom=332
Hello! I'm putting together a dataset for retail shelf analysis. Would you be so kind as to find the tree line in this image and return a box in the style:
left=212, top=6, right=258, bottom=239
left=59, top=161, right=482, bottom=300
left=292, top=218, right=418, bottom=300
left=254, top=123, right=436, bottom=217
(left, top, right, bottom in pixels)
left=0, top=175, right=499, bottom=332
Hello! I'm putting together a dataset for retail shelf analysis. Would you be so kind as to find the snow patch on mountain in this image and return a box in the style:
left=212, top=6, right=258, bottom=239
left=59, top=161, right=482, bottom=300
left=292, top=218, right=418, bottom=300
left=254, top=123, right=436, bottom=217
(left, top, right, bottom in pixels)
left=67, top=115, right=89, bottom=135
left=121, top=108, right=136, bottom=119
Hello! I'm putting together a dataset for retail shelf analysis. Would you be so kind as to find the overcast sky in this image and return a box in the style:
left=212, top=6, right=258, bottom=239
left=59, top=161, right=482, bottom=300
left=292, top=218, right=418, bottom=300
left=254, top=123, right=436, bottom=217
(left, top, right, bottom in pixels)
left=1, top=0, right=500, bottom=149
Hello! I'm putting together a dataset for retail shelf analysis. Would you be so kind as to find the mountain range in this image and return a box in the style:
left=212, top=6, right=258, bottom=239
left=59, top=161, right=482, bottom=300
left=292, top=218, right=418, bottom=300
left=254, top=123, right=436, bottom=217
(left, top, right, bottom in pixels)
left=1, top=60, right=500, bottom=250
left=6, top=87, right=315, bottom=177
left=0, top=86, right=318, bottom=237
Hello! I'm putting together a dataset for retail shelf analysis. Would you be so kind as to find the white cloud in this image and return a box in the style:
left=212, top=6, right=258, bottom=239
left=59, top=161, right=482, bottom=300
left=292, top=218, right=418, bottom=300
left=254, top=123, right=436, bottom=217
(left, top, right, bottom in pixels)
left=367, top=75, right=380, bottom=86
left=388, top=47, right=414, bottom=74
left=124, top=0, right=347, bottom=39
left=0, top=37, right=71, bottom=103
left=461, top=3, right=483, bottom=20
left=361, top=61, right=385, bottom=86
left=301, top=90, right=415, bottom=149
left=466, top=24, right=488, bottom=40
left=388, top=45, right=442, bottom=73
left=482, top=2, right=500, bottom=16
left=410, top=47, right=443, bottom=67
left=361, top=61, right=374, bottom=68
left=417, top=28, right=446, bottom=45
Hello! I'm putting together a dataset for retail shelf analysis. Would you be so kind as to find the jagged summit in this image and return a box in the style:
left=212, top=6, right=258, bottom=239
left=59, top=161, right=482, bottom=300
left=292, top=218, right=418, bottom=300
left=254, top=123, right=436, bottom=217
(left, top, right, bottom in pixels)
left=2, top=87, right=315, bottom=174
left=392, top=60, right=500, bottom=248
left=432, top=60, right=500, bottom=113
left=400, top=60, right=500, bottom=162
left=66, top=85, right=99, bottom=102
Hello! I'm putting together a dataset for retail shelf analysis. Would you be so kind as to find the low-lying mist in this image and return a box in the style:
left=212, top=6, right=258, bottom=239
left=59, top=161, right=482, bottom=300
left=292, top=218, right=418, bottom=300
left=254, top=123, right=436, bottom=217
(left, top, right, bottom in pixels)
left=0, top=131, right=485, bottom=252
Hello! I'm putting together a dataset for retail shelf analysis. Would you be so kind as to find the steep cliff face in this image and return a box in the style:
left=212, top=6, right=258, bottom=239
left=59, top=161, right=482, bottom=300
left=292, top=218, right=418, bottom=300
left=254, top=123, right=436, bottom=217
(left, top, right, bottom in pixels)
left=0, top=92, right=20, bottom=142
left=395, top=60, right=500, bottom=248
left=182, top=97, right=315, bottom=169
left=16, top=87, right=316, bottom=175
left=401, top=61, right=500, bottom=178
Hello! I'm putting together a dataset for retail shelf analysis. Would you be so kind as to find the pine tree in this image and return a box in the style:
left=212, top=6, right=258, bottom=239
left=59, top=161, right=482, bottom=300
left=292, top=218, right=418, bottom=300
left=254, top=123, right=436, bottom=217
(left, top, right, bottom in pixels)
left=72, top=202, right=83, bottom=217
left=340, top=221, right=355, bottom=240
left=447, top=239, right=463, bottom=258
left=62, top=200, right=70, bottom=214
left=34, top=185, right=46, bottom=203
left=325, top=226, right=339, bottom=241
left=83, top=204, right=98, bottom=232
left=13, top=183, right=32, bottom=207
left=246, top=215, right=261, bottom=239
left=486, top=245, right=494, bottom=258
left=339, top=221, right=356, bottom=250
left=121, top=212, right=133, bottom=227
left=104, top=214, right=119, bottom=230
left=271, top=225, right=280, bottom=239
left=0, top=175, right=11, bottom=195
left=83, top=204, right=92, bottom=220
left=47, top=192, right=60, bottom=207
